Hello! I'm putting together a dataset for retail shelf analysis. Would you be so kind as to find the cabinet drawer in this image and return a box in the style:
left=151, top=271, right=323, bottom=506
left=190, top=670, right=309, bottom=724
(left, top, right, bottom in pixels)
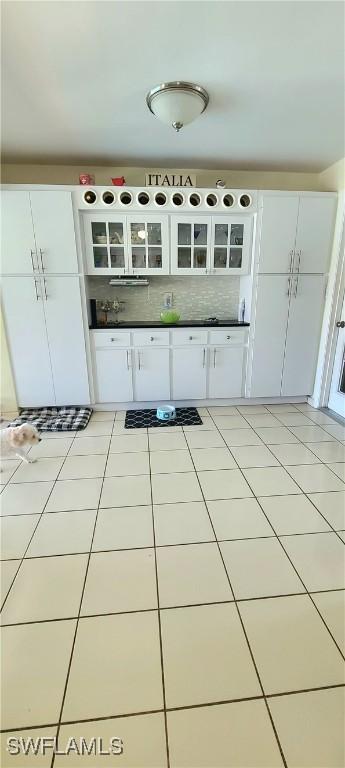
left=172, top=330, right=208, bottom=346
left=209, top=329, right=246, bottom=345
left=132, top=331, right=169, bottom=347
left=92, top=331, right=131, bottom=348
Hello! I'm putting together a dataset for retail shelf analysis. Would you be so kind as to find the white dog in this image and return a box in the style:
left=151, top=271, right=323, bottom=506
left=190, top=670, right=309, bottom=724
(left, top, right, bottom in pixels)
left=0, top=423, right=41, bottom=468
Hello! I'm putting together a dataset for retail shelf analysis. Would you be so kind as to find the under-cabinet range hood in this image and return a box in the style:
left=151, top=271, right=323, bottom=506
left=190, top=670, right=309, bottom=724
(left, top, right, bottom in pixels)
left=109, top=278, right=149, bottom=287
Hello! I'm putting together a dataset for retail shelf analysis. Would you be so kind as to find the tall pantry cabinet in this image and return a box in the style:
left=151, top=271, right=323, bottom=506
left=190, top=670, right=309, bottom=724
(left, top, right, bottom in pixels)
left=248, top=193, right=336, bottom=398
left=1, top=191, right=90, bottom=407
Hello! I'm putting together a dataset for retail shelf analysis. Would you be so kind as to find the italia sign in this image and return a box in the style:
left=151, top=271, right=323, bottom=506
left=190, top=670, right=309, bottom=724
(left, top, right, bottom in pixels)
left=145, top=173, right=196, bottom=187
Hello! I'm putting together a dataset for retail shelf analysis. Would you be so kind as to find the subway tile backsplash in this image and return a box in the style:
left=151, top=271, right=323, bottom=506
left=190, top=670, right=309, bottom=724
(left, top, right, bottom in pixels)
left=87, top=276, right=240, bottom=322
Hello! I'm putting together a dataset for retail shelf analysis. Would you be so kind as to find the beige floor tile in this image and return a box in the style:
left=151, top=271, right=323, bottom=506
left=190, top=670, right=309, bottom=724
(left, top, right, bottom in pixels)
left=0, top=460, right=20, bottom=485
left=255, top=427, right=299, bottom=444
left=56, top=713, right=167, bottom=768
left=190, top=447, right=236, bottom=471
left=269, top=443, right=321, bottom=465
left=208, top=497, right=274, bottom=540
left=208, top=406, right=240, bottom=415
left=152, top=472, right=202, bottom=505
left=328, top=462, right=345, bottom=481
left=275, top=412, right=315, bottom=427
left=221, top=428, right=264, bottom=446
left=323, top=423, right=345, bottom=441
left=100, top=475, right=151, bottom=508
left=221, top=538, right=305, bottom=599
left=268, top=688, right=345, bottom=768
left=110, top=434, right=148, bottom=453
left=157, top=542, right=232, bottom=607
left=306, top=411, right=340, bottom=426
left=81, top=548, right=157, bottom=615
left=161, top=603, right=260, bottom=707
left=280, top=532, right=345, bottom=591
left=112, top=423, right=147, bottom=435
left=1, top=727, right=58, bottom=768
left=147, top=425, right=182, bottom=434
left=197, top=407, right=209, bottom=416
left=69, top=436, right=110, bottom=455
left=1, top=514, right=39, bottom=559
left=26, top=509, right=96, bottom=557
left=290, top=425, right=337, bottom=442
left=150, top=450, right=194, bottom=474
left=9, top=457, right=64, bottom=484
left=28, top=438, right=73, bottom=458
left=243, top=467, right=301, bottom=497
left=294, top=403, right=318, bottom=412
left=308, top=491, right=345, bottom=530
left=92, top=506, right=154, bottom=551
left=259, top=494, right=331, bottom=535
left=266, top=403, right=299, bottom=413
left=183, top=417, right=217, bottom=431
left=185, top=430, right=225, bottom=449
left=338, top=531, right=345, bottom=542
left=58, top=454, right=107, bottom=480
left=1, top=619, right=76, bottom=729
left=154, top=501, right=214, bottom=545
left=115, top=410, right=126, bottom=421
left=305, top=441, right=345, bottom=463
left=0, top=560, right=20, bottom=602
left=211, top=414, right=249, bottom=430
left=0, top=554, right=88, bottom=624
left=287, top=464, right=345, bottom=493
left=312, top=590, right=345, bottom=653
left=244, top=414, right=282, bottom=428
left=40, top=430, right=76, bottom=439
left=62, top=612, right=163, bottom=720
left=168, top=699, right=284, bottom=768
left=239, top=594, right=345, bottom=694
left=149, top=432, right=187, bottom=451
left=0, top=481, right=54, bottom=517
left=79, top=420, right=114, bottom=437
left=198, top=469, right=253, bottom=500
left=237, top=404, right=270, bottom=414
left=230, top=445, right=279, bottom=468
left=106, top=451, right=150, bottom=476
left=46, top=478, right=102, bottom=512
left=91, top=410, right=116, bottom=421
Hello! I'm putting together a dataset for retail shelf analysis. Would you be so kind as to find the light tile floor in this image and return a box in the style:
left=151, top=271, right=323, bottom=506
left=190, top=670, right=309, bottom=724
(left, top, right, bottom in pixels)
left=0, top=403, right=344, bottom=767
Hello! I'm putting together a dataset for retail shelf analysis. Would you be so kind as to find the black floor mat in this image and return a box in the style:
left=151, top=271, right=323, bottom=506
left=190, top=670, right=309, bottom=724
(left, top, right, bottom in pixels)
left=125, top=407, right=202, bottom=429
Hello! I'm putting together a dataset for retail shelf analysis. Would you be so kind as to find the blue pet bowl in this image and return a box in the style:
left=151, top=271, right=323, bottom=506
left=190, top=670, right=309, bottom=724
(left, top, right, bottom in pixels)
left=156, top=405, right=176, bottom=422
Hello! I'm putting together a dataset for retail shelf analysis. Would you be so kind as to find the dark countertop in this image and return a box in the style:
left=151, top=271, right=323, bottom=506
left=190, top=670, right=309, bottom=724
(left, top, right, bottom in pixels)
left=90, top=319, right=250, bottom=329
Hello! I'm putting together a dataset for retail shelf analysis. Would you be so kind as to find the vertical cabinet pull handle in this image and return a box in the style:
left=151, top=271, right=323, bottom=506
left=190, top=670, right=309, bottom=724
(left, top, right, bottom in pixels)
left=39, top=249, right=45, bottom=272
left=34, top=279, right=40, bottom=301
left=294, top=276, right=298, bottom=298
left=138, top=351, right=142, bottom=370
left=297, top=250, right=302, bottom=272
left=288, top=250, right=294, bottom=272
left=126, top=350, right=131, bottom=370
left=203, top=348, right=206, bottom=368
left=213, top=348, right=216, bottom=368
left=287, top=277, right=291, bottom=297
left=30, top=249, right=37, bottom=272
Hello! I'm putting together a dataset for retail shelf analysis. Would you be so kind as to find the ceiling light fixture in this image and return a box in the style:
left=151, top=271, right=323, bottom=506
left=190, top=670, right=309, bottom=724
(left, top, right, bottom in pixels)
left=146, top=81, right=209, bottom=132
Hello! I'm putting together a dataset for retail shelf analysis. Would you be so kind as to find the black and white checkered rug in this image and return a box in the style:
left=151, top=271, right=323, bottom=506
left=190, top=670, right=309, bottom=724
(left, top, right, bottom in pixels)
left=10, top=407, right=92, bottom=432
left=125, top=407, right=202, bottom=429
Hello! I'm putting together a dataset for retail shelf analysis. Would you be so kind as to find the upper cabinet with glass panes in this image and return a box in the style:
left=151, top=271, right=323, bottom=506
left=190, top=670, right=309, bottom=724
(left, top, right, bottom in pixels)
left=83, top=214, right=169, bottom=275
left=170, top=215, right=252, bottom=275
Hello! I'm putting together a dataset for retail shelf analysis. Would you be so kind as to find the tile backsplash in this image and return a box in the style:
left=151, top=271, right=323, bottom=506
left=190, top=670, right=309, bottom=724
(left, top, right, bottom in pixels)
left=87, top=276, right=240, bottom=322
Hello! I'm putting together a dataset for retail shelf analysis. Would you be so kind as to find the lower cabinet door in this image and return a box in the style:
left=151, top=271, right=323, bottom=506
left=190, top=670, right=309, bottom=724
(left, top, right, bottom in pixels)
left=208, top=346, right=244, bottom=398
left=249, top=275, right=290, bottom=397
left=172, top=347, right=207, bottom=399
left=1, top=276, right=55, bottom=407
left=134, top=347, right=170, bottom=401
left=94, top=349, right=133, bottom=402
left=281, top=275, right=326, bottom=396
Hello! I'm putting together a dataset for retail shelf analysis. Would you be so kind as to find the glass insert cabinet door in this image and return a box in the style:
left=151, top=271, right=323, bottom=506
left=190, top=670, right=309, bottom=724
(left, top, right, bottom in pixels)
left=171, top=216, right=211, bottom=274
left=127, top=216, right=169, bottom=274
left=84, top=214, right=127, bottom=274
left=210, top=216, right=252, bottom=274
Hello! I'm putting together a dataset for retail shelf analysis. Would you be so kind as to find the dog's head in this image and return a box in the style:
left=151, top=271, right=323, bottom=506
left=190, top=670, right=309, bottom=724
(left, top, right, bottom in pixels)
left=9, top=424, right=41, bottom=447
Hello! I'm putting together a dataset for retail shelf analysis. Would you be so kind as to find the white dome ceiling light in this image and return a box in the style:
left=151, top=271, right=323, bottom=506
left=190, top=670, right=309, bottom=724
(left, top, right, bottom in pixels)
left=146, top=81, right=209, bottom=132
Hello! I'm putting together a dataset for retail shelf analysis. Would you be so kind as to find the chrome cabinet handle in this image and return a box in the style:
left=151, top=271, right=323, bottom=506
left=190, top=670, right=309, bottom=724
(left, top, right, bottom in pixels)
left=226, top=335, right=231, bottom=340
left=150, top=336, right=154, bottom=342
left=43, top=278, right=48, bottom=300
left=138, top=351, right=142, bottom=370
left=213, top=348, right=217, bottom=368
left=203, top=348, right=206, bottom=368
left=30, top=249, right=37, bottom=272
left=286, top=277, right=291, bottom=296
left=297, top=249, right=302, bottom=272
left=293, top=276, right=298, bottom=298
left=189, top=336, right=193, bottom=341
left=126, top=350, right=131, bottom=369
left=34, top=279, right=40, bottom=301
left=288, top=250, right=294, bottom=272
left=39, top=248, right=45, bottom=272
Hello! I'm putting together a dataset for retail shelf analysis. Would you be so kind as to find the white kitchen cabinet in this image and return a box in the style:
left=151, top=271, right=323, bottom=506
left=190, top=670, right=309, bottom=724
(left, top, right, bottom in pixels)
left=281, top=275, right=326, bottom=396
left=1, top=191, right=79, bottom=275
left=94, top=349, right=133, bottom=403
left=210, top=216, right=253, bottom=275
left=208, top=346, right=244, bottom=398
left=42, top=276, right=90, bottom=405
left=294, top=197, right=336, bottom=274
left=83, top=213, right=169, bottom=275
left=1, top=277, right=55, bottom=407
left=249, top=275, right=291, bottom=397
left=258, top=194, right=336, bottom=275
left=1, top=275, right=89, bottom=407
left=170, top=216, right=211, bottom=274
left=172, top=347, right=207, bottom=399
left=134, top=347, right=170, bottom=401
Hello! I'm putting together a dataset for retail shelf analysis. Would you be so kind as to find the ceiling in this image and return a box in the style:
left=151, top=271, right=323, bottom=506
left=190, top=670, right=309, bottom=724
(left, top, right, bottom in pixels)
left=1, top=1, right=344, bottom=172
